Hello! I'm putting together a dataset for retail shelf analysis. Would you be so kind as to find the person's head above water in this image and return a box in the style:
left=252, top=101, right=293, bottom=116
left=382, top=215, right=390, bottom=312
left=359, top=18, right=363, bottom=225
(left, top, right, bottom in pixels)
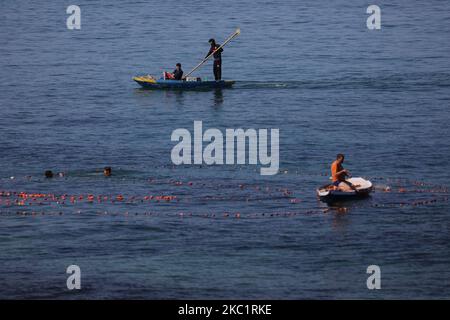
left=208, top=38, right=216, bottom=46
left=104, top=167, right=112, bottom=177
left=336, top=153, right=345, bottom=163
left=45, top=170, right=54, bottom=178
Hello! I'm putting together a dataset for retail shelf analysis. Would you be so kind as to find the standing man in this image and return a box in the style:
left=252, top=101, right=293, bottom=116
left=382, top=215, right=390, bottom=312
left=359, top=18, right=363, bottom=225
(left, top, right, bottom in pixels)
left=206, top=38, right=223, bottom=81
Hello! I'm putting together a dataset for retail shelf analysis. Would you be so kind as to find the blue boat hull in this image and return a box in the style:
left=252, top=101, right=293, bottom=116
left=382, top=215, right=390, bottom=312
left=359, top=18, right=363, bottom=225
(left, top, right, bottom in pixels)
left=134, top=77, right=235, bottom=90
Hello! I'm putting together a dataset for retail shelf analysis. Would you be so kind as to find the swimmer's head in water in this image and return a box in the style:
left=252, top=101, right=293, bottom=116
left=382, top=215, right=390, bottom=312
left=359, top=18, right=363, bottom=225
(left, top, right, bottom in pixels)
left=45, top=170, right=54, bottom=178
left=104, top=167, right=112, bottom=176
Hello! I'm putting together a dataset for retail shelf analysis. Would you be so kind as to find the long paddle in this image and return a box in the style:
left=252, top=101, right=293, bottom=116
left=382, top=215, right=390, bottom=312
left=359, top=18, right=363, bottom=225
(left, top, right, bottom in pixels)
left=183, top=28, right=241, bottom=79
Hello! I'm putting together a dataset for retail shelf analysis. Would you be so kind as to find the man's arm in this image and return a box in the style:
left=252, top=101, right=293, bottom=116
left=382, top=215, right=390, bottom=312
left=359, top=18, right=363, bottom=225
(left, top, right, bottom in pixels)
left=336, top=169, right=349, bottom=178
left=332, top=162, right=348, bottom=180
left=205, top=46, right=223, bottom=59
left=205, top=47, right=213, bottom=59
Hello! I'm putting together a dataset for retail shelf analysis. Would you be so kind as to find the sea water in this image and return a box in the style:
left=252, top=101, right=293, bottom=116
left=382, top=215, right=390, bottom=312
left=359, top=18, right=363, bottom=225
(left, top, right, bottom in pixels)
left=0, top=0, right=449, bottom=299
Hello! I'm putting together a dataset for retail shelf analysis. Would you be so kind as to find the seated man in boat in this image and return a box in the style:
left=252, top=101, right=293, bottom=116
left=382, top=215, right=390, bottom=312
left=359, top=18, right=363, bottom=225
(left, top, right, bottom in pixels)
left=164, top=63, right=183, bottom=80
left=331, top=154, right=356, bottom=192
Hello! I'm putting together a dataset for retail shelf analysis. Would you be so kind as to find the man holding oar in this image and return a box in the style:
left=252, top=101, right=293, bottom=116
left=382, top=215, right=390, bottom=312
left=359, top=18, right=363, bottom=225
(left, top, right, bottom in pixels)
left=180, top=28, right=240, bottom=81
left=206, top=38, right=223, bottom=80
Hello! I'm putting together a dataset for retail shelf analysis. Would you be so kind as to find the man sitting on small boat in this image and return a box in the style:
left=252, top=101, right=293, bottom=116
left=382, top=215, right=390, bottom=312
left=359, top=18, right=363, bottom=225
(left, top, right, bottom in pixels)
left=164, top=63, right=183, bottom=80
left=331, top=153, right=357, bottom=192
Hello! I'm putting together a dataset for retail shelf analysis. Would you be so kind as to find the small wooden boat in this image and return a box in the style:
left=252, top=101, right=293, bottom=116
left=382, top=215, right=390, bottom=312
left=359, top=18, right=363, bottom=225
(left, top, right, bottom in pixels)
left=316, top=177, right=373, bottom=202
left=134, top=29, right=240, bottom=91
left=133, top=75, right=235, bottom=90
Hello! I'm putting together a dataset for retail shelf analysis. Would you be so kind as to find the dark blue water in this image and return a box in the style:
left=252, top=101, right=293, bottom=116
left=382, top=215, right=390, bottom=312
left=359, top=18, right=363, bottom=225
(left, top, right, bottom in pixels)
left=1, top=0, right=450, bottom=299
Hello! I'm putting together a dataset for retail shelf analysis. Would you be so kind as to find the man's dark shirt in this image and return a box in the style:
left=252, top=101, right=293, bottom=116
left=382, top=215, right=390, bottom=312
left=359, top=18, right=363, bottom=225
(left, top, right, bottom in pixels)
left=173, top=68, right=183, bottom=80
left=206, top=44, right=223, bottom=60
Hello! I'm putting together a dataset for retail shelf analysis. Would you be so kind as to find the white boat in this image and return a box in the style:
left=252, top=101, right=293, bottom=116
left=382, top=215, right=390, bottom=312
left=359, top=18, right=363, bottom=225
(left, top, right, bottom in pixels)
left=316, top=177, right=373, bottom=202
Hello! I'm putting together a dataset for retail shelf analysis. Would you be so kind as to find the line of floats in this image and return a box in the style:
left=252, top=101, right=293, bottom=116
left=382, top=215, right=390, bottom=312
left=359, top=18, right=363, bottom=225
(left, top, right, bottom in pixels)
left=0, top=177, right=448, bottom=218
left=0, top=194, right=448, bottom=219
